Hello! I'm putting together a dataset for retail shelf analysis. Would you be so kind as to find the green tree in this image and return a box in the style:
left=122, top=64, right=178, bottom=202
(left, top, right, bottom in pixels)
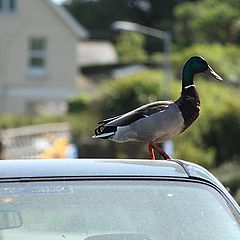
left=63, top=0, right=192, bottom=39
left=115, top=32, right=148, bottom=63
left=174, top=0, right=240, bottom=45
left=63, top=0, right=138, bottom=39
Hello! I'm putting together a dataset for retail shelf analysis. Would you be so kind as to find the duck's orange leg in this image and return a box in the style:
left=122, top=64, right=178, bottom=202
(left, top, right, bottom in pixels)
left=149, top=140, right=172, bottom=160
left=148, top=142, right=155, bottom=160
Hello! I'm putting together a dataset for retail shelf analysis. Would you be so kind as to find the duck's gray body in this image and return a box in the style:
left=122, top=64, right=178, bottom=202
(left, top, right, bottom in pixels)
left=94, top=85, right=200, bottom=143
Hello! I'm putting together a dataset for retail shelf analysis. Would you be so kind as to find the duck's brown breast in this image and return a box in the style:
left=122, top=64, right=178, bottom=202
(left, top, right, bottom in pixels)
left=175, top=85, right=200, bottom=132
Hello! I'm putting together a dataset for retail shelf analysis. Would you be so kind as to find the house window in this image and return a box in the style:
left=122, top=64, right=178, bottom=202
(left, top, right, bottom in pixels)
left=0, top=0, right=16, bottom=13
left=28, top=38, right=47, bottom=76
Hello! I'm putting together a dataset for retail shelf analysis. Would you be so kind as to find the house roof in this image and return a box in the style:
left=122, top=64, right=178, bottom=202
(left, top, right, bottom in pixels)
left=77, top=41, right=118, bottom=66
left=45, top=0, right=89, bottom=39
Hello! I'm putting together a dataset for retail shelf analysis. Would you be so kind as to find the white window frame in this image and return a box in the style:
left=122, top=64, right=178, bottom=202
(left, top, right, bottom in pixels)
left=0, top=0, right=16, bottom=13
left=28, top=38, right=47, bottom=77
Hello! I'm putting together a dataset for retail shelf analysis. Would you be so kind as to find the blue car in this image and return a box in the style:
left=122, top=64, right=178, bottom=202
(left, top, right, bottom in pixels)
left=0, top=159, right=239, bottom=240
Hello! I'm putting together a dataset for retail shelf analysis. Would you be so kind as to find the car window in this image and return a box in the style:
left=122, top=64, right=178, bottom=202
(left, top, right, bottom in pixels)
left=0, top=180, right=239, bottom=240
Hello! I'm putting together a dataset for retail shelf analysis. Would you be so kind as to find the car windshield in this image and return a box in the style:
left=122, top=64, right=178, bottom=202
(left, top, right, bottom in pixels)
left=0, top=180, right=239, bottom=240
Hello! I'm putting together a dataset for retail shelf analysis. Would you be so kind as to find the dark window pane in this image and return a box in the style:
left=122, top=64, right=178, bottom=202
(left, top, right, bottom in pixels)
left=0, top=0, right=16, bottom=11
left=10, top=0, right=16, bottom=10
left=30, top=57, right=45, bottom=67
left=28, top=38, right=46, bottom=71
left=30, top=39, right=46, bottom=51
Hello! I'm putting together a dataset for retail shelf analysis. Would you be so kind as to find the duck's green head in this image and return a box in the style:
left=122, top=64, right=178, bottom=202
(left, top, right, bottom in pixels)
left=182, top=56, right=223, bottom=89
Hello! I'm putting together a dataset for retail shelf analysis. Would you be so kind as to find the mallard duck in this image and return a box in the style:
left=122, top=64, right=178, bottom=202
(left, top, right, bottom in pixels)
left=93, top=56, right=223, bottom=160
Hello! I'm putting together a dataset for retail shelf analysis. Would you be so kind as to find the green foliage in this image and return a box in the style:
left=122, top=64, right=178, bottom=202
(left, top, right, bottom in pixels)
left=67, top=94, right=91, bottom=114
left=203, top=101, right=240, bottom=166
left=172, top=44, right=240, bottom=84
left=95, top=70, right=164, bottom=119
left=115, top=32, right=148, bottom=63
left=230, top=19, right=240, bottom=43
left=64, top=0, right=138, bottom=39
left=63, top=0, right=180, bottom=39
left=64, top=0, right=240, bottom=48
left=174, top=0, right=240, bottom=45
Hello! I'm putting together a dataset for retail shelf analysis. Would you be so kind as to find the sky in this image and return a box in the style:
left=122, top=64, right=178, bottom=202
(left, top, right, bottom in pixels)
left=52, top=0, right=66, bottom=4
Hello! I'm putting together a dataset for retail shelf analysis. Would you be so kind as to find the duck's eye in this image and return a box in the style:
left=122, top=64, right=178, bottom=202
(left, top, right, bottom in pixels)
left=198, top=59, right=206, bottom=65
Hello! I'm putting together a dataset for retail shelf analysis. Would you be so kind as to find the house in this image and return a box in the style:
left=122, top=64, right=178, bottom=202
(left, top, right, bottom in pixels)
left=0, top=0, right=88, bottom=114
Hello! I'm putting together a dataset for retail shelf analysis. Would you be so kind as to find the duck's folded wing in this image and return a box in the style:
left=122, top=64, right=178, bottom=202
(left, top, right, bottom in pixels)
left=94, top=101, right=173, bottom=137
left=108, top=101, right=172, bottom=126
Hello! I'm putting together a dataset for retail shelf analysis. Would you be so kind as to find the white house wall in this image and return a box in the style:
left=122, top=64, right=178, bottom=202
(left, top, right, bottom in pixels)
left=0, top=0, right=82, bottom=113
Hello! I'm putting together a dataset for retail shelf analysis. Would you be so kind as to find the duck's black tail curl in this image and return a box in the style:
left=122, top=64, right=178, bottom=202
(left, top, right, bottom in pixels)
left=93, top=124, right=116, bottom=139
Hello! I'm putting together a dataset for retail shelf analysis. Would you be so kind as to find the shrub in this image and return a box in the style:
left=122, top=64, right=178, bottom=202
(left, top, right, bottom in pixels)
left=67, top=94, right=91, bottom=114
left=203, top=101, right=240, bottom=166
left=95, top=70, right=165, bottom=119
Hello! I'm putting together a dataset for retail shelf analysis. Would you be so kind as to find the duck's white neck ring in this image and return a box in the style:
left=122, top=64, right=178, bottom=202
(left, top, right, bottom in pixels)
left=184, top=84, right=195, bottom=89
